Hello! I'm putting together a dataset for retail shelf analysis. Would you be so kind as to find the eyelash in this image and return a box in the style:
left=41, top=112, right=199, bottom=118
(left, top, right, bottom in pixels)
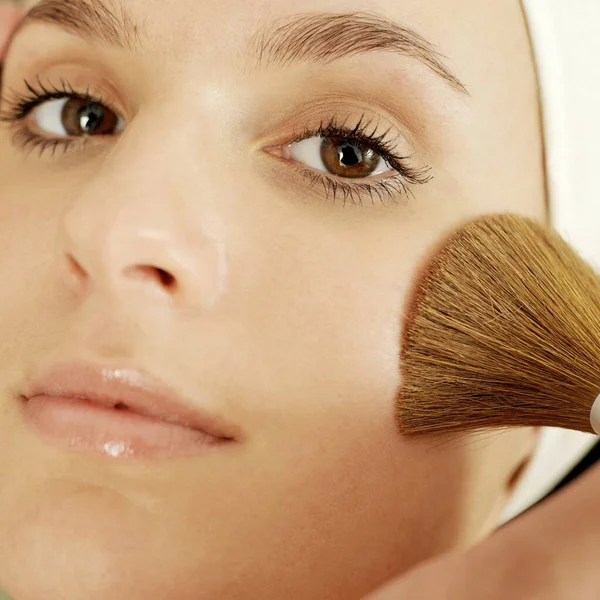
left=286, top=115, right=432, bottom=206
left=0, top=78, right=102, bottom=157
left=0, top=78, right=433, bottom=206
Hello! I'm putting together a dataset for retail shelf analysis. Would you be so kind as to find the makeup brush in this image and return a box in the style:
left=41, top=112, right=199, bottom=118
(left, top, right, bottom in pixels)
left=398, top=213, right=600, bottom=436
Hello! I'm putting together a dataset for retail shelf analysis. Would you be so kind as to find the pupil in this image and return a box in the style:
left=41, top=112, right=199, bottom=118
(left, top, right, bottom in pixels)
left=78, top=103, right=105, bottom=134
left=338, top=142, right=361, bottom=167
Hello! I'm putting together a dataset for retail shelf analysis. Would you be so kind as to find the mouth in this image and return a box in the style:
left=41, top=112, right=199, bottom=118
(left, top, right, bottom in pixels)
left=20, top=362, right=241, bottom=460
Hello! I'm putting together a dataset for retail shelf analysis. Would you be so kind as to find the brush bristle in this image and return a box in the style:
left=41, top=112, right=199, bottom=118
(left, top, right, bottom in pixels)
left=398, top=213, right=600, bottom=435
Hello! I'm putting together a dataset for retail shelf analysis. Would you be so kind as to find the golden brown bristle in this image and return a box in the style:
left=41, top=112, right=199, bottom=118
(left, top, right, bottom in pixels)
left=398, top=213, right=600, bottom=435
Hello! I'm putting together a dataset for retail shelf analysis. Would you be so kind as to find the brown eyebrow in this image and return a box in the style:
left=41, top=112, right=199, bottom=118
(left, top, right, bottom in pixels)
left=16, top=0, right=143, bottom=51
left=12, top=2, right=467, bottom=94
left=248, top=12, right=468, bottom=94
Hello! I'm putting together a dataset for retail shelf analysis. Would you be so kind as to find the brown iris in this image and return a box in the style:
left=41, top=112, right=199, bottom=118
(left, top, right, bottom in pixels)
left=320, top=138, right=382, bottom=178
left=61, top=99, right=120, bottom=136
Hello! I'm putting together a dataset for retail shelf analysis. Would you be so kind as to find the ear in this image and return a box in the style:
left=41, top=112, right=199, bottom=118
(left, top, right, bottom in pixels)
left=0, top=3, right=24, bottom=61
left=474, top=427, right=542, bottom=539
left=506, top=427, right=541, bottom=494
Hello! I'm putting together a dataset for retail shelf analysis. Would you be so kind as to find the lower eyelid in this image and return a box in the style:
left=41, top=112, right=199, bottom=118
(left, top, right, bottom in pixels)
left=289, top=160, right=412, bottom=208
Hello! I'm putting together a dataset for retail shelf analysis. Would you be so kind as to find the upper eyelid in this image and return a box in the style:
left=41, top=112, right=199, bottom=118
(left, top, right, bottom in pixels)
left=253, top=99, right=426, bottom=166
left=0, top=50, right=132, bottom=117
left=0, top=79, right=123, bottom=123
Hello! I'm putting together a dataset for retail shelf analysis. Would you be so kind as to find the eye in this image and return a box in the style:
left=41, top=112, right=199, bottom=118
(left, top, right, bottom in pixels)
left=286, top=136, right=395, bottom=180
left=262, top=115, right=433, bottom=207
left=31, top=97, right=125, bottom=137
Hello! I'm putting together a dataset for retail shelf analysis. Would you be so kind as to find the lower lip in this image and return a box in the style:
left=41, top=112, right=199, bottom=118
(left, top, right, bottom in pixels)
left=21, top=395, right=229, bottom=460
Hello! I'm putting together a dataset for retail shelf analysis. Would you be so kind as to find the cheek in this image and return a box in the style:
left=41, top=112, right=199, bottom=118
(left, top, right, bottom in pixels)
left=235, top=222, right=417, bottom=431
left=0, top=181, right=73, bottom=357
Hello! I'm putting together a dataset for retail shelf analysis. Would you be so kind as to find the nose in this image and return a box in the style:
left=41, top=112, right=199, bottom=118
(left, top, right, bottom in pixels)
left=58, top=142, right=228, bottom=311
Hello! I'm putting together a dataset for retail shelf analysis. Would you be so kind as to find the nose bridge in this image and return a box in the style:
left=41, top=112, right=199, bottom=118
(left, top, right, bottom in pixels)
left=59, top=117, right=229, bottom=310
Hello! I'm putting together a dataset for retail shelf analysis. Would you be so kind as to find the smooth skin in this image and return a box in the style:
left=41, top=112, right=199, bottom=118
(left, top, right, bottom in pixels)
left=366, top=461, right=600, bottom=599
left=0, top=2, right=19, bottom=56
left=0, top=1, right=551, bottom=599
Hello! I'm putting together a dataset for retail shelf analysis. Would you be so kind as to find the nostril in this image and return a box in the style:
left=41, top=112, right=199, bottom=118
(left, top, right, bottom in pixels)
left=124, top=265, right=178, bottom=291
left=66, top=253, right=87, bottom=280
left=156, top=268, right=176, bottom=288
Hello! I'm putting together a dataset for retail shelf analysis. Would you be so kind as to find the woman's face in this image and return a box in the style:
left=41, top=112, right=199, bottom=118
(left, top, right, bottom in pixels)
left=0, top=0, right=545, bottom=598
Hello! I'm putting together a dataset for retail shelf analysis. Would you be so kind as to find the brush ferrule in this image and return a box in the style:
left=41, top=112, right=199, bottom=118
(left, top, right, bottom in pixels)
left=591, top=394, right=600, bottom=435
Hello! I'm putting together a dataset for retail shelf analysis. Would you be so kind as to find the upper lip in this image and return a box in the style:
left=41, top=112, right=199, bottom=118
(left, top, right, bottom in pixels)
left=22, top=362, right=241, bottom=441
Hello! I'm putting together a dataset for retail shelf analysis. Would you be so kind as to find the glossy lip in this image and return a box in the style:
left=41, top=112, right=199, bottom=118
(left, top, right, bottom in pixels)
left=21, top=362, right=241, bottom=441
